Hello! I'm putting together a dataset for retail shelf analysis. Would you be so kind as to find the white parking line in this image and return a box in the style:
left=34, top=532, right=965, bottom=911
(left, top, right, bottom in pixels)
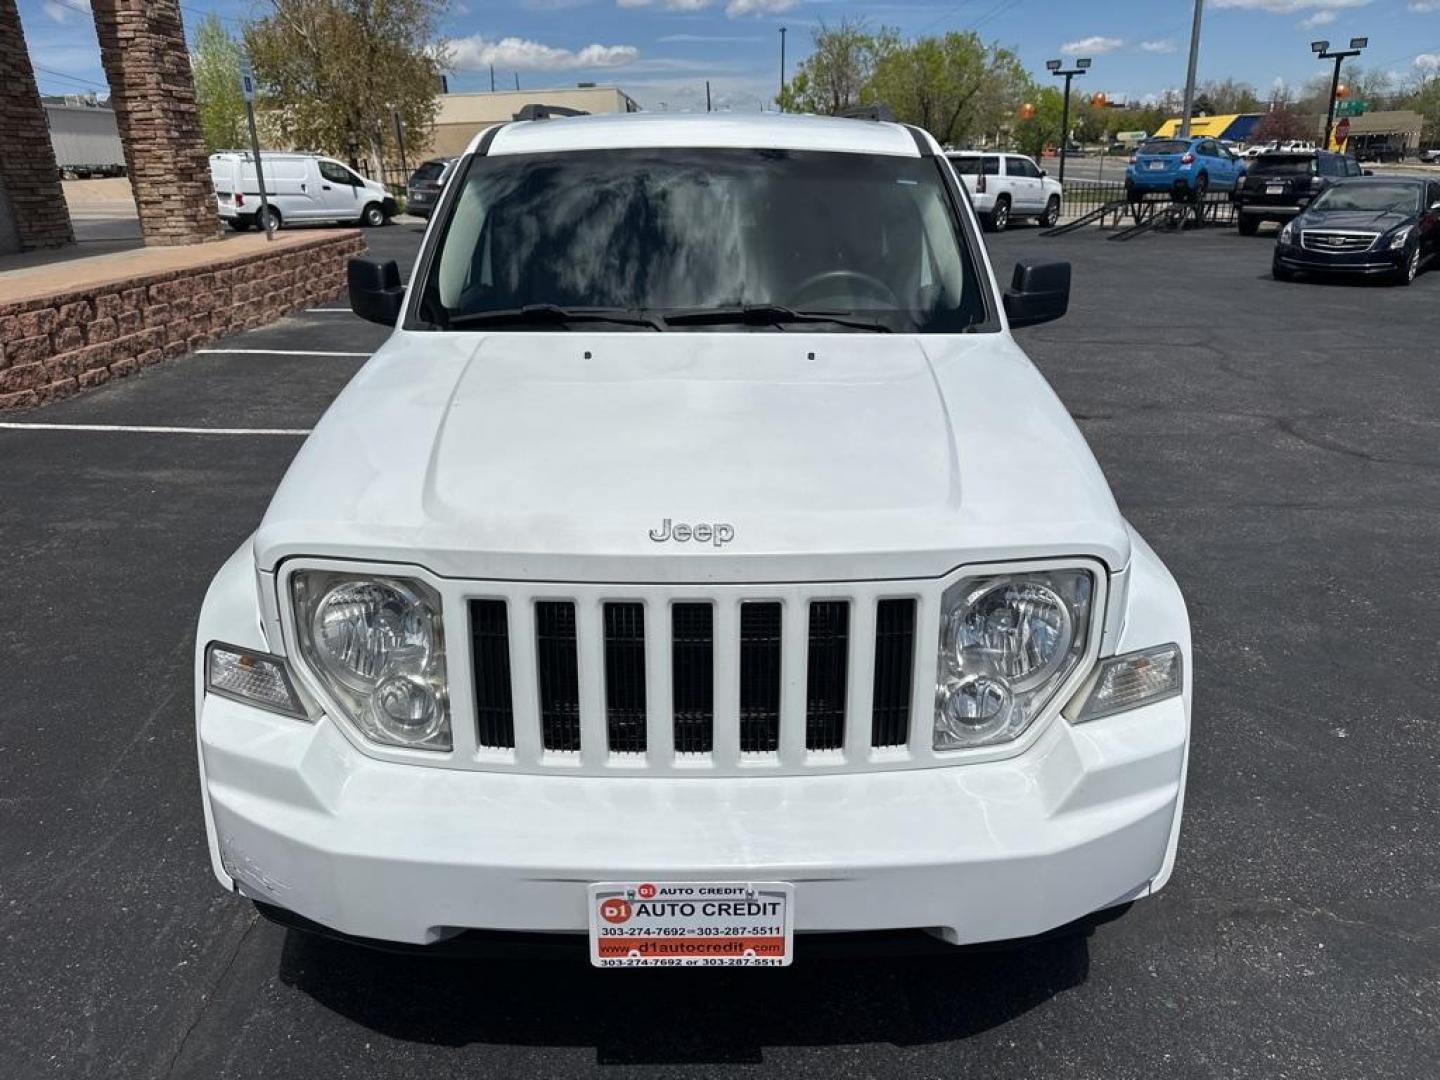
left=0, top=422, right=310, bottom=436
left=305, top=308, right=352, bottom=313
left=195, top=348, right=369, bottom=357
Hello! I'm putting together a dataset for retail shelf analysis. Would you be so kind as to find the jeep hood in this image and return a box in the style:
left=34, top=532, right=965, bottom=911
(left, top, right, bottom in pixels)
left=254, top=332, right=1130, bottom=582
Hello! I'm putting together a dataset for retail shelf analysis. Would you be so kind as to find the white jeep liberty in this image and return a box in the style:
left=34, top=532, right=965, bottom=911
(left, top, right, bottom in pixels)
left=196, top=112, right=1190, bottom=967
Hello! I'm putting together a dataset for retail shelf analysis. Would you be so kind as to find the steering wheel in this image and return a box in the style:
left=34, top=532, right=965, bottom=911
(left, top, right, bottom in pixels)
left=785, top=269, right=899, bottom=311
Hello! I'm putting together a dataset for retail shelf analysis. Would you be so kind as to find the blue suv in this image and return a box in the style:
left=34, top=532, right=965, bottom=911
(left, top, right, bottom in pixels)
left=1126, top=137, right=1246, bottom=202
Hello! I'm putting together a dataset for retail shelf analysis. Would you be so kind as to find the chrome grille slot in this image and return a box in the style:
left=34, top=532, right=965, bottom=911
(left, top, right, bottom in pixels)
left=671, top=603, right=714, bottom=754
left=603, top=602, right=647, bottom=754
left=470, top=600, right=515, bottom=749
left=535, top=601, right=581, bottom=752
left=805, top=601, right=849, bottom=751
left=739, top=601, right=782, bottom=753
left=871, top=599, right=916, bottom=748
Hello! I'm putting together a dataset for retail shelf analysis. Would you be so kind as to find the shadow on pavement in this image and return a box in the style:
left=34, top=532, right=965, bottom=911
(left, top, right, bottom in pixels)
left=277, top=927, right=1091, bottom=1065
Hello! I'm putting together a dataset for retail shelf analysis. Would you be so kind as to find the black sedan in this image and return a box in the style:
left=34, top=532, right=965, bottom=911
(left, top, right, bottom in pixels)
left=1273, top=177, right=1440, bottom=286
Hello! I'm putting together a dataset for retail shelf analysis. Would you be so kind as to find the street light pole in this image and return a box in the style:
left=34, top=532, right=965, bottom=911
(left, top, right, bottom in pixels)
left=1179, top=0, right=1204, bottom=137
left=1046, top=58, right=1090, bottom=184
left=1312, top=37, right=1366, bottom=149
left=779, top=27, right=787, bottom=109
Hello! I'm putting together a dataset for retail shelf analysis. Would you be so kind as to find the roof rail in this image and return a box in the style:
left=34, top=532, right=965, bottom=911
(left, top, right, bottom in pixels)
left=512, top=104, right=589, bottom=121
left=838, top=104, right=895, bottom=122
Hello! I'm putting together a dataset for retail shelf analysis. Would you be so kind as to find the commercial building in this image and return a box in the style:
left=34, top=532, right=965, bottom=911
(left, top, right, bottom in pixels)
left=418, top=86, right=640, bottom=158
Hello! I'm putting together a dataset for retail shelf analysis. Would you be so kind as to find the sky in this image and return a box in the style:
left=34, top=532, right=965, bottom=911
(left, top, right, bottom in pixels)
left=17, top=0, right=1440, bottom=115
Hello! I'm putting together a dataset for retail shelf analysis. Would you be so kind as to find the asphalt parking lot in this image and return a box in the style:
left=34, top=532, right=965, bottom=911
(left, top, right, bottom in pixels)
left=2, top=216, right=1437, bottom=1080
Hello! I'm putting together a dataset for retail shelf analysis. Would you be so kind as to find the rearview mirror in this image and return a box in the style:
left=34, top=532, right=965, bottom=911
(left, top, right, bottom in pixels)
left=348, top=257, right=404, bottom=326
left=1003, top=259, right=1070, bottom=329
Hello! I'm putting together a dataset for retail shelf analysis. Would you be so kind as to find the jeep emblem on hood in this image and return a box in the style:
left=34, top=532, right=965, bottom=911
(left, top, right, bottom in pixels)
left=649, top=518, right=735, bottom=547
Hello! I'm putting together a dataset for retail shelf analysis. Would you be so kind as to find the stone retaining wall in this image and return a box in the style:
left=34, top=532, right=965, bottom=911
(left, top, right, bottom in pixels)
left=0, top=230, right=365, bottom=409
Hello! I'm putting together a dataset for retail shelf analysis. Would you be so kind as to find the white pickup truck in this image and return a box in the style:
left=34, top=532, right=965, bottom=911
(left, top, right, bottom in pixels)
left=196, top=112, right=1190, bottom=966
left=947, top=151, right=1065, bottom=231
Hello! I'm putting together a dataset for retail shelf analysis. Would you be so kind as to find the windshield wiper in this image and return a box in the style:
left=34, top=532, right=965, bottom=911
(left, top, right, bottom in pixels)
left=443, top=304, right=663, bottom=331
left=661, top=304, right=891, bottom=333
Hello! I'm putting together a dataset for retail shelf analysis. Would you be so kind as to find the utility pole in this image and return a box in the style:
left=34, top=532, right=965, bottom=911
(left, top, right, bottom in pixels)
left=238, top=57, right=274, bottom=241
left=706, top=80, right=712, bottom=113
left=1179, top=0, right=1204, bottom=137
left=391, top=108, right=408, bottom=186
left=1312, top=37, right=1367, bottom=149
left=1045, top=58, right=1090, bottom=184
left=489, top=63, right=495, bottom=92
left=514, top=72, right=520, bottom=92
left=779, top=26, right=787, bottom=109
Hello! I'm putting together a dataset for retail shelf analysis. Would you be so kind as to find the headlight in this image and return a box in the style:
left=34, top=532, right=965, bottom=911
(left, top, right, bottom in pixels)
left=1388, top=225, right=1413, bottom=251
left=292, top=572, right=450, bottom=750
left=1279, top=221, right=1296, bottom=244
left=934, top=569, right=1093, bottom=750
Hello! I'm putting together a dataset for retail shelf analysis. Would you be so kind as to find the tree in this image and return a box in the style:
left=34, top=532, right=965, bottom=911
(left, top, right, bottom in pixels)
left=1195, top=78, right=1260, bottom=114
left=191, top=13, right=248, bottom=152
left=243, top=0, right=446, bottom=170
left=1251, top=108, right=1316, bottom=145
left=865, top=32, right=1029, bottom=147
left=777, top=19, right=892, bottom=115
left=1011, top=85, right=1064, bottom=158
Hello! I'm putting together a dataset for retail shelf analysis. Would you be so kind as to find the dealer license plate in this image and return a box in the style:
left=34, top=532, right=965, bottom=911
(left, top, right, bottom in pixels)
left=588, top=882, right=794, bottom=968
left=1267, top=184, right=1285, bottom=195
left=1147, top=161, right=1165, bottom=171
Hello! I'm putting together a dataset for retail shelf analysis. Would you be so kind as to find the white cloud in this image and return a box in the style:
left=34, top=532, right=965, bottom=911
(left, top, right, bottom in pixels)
left=1139, top=39, right=1177, bottom=53
left=1408, top=1, right=1439, bottom=10
left=1300, top=10, right=1337, bottom=26
left=446, top=35, right=640, bottom=71
left=1060, top=36, right=1124, bottom=55
left=724, top=0, right=798, bottom=16
left=41, top=0, right=90, bottom=22
left=1415, top=53, right=1440, bottom=72
left=1211, top=0, right=1369, bottom=13
left=617, top=0, right=713, bottom=8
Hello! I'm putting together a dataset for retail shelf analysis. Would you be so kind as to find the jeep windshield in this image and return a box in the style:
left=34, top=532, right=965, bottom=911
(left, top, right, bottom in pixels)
left=417, top=147, right=987, bottom=333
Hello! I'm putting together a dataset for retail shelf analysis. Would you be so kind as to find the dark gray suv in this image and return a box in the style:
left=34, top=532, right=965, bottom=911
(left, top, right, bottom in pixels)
left=405, top=157, right=456, bottom=220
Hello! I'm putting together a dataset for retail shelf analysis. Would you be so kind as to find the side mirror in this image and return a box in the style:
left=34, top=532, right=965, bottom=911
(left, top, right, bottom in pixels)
left=348, top=257, right=404, bottom=326
left=1003, top=259, right=1070, bottom=329
left=1039, top=168, right=1048, bottom=177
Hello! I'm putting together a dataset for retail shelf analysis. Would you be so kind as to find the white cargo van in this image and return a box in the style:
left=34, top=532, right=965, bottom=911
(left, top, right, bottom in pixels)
left=209, top=152, right=396, bottom=231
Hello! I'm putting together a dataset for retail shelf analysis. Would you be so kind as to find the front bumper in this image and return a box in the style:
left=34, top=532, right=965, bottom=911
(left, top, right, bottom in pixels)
left=1275, top=243, right=1404, bottom=275
left=195, top=536, right=1191, bottom=950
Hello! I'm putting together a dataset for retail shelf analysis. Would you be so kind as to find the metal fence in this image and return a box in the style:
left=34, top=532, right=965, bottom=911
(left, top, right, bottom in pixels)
left=1060, top=179, right=1128, bottom=219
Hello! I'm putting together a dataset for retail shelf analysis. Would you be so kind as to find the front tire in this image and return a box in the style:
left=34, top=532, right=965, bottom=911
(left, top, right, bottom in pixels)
left=259, top=205, right=281, bottom=232
left=361, top=202, right=387, bottom=227
left=1039, top=195, right=1061, bottom=228
left=988, top=196, right=1011, bottom=233
left=1392, top=247, right=1420, bottom=286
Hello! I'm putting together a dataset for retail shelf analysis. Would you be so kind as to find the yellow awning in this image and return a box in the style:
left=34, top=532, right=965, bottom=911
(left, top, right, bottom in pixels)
left=1152, top=114, right=1242, bottom=139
